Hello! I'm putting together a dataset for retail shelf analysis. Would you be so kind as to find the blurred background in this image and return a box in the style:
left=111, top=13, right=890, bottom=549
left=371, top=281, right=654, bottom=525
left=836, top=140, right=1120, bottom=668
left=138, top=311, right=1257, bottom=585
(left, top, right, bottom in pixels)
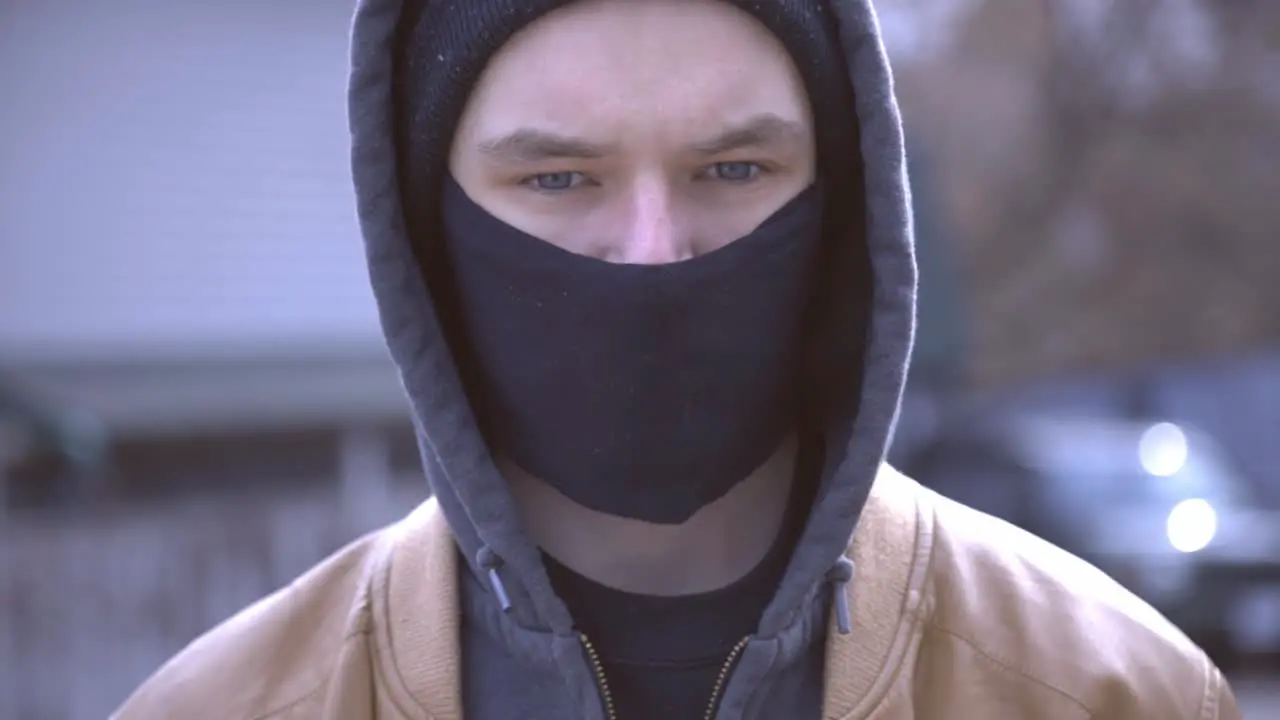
left=0, top=0, right=1277, bottom=717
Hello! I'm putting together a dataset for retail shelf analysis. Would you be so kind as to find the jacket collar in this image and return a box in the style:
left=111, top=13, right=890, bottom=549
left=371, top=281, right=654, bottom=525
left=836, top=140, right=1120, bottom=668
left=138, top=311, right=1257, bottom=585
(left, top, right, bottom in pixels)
left=370, top=466, right=935, bottom=719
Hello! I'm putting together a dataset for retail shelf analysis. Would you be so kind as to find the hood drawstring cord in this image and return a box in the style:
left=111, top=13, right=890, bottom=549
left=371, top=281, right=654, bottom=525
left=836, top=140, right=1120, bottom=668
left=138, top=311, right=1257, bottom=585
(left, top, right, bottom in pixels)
left=826, top=557, right=856, bottom=635
left=477, top=546, right=513, bottom=613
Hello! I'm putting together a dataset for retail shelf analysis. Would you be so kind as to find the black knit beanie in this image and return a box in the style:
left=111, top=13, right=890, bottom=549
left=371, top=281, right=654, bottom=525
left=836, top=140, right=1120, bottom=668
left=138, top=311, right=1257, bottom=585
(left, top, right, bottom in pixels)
left=392, top=0, right=862, bottom=252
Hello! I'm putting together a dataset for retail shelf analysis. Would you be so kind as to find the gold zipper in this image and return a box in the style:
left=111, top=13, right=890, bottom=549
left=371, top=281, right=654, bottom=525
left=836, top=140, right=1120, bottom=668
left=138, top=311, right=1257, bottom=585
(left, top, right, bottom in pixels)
left=579, top=633, right=752, bottom=720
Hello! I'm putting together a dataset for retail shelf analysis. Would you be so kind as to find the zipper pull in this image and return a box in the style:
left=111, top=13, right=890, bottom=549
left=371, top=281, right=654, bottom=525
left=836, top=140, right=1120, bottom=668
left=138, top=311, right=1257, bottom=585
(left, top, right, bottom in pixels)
left=477, top=546, right=513, bottom=612
left=827, top=557, right=856, bottom=634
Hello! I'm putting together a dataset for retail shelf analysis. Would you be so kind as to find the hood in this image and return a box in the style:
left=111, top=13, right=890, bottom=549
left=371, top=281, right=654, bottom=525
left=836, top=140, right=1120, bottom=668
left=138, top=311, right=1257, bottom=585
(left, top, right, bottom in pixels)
left=348, top=0, right=916, bottom=642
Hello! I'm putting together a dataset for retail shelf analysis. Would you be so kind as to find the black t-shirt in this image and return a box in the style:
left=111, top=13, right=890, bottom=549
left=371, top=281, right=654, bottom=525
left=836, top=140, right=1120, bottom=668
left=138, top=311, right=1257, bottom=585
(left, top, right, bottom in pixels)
left=543, top=437, right=818, bottom=718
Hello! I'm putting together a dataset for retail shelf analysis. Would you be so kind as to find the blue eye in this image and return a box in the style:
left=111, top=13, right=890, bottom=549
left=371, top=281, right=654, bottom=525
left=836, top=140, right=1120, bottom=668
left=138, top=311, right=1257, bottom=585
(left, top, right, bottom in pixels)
left=708, top=162, right=761, bottom=182
left=524, top=172, right=585, bottom=191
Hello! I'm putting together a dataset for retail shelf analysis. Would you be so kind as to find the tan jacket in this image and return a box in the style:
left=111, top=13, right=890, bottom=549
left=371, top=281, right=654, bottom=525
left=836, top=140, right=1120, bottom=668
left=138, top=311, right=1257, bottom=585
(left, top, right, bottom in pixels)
left=114, top=468, right=1238, bottom=719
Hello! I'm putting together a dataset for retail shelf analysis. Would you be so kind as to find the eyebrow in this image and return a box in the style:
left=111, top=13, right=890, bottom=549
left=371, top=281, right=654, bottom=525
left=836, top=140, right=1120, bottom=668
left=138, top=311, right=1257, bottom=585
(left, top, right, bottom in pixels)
left=687, top=113, right=808, bottom=156
left=475, top=113, right=807, bottom=165
left=477, top=129, right=618, bottom=163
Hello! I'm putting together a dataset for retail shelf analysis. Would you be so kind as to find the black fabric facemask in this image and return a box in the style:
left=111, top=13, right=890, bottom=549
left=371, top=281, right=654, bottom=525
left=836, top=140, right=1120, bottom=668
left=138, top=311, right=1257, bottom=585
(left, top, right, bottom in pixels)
left=440, top=176, right=824, bottom=524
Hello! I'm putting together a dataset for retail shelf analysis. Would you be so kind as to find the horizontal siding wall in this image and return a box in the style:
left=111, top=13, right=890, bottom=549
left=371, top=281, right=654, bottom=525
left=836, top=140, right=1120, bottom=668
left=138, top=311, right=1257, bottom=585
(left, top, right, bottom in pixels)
left=0, top=0, right=381, bottom=363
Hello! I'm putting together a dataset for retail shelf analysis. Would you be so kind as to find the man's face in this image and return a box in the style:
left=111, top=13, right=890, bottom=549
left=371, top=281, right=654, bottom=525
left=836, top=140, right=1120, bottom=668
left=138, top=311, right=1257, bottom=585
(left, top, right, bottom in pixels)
left=448, top=0, right=817, bottom=263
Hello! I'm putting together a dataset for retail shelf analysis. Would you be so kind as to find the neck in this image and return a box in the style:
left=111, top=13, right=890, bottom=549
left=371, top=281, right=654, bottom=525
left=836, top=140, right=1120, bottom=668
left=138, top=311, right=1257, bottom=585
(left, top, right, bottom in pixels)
left=505, top=434, right=798, bottom=596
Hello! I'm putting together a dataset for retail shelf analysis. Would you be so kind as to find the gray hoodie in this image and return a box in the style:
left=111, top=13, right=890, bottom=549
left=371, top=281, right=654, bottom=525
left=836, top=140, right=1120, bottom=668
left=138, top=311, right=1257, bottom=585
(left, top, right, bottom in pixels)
left=348, top=0, right=916, bottom=717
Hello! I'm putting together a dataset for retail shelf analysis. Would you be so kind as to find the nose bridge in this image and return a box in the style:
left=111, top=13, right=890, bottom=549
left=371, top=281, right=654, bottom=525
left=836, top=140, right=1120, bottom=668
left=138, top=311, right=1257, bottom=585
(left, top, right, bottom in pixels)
left=620, top=178, right=689, bottom=264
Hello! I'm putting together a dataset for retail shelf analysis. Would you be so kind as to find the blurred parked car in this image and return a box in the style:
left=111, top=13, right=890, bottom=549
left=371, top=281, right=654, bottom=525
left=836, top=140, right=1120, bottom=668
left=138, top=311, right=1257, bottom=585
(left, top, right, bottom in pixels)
left=903, top=414, right=1280, bottom=658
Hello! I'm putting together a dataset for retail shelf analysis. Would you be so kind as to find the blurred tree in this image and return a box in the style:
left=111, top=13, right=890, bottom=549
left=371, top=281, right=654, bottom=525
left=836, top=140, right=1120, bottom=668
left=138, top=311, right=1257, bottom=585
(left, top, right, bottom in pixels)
left=906, top=138, right=969, bottom=394
left=895, top=0, right=1280, bottom=387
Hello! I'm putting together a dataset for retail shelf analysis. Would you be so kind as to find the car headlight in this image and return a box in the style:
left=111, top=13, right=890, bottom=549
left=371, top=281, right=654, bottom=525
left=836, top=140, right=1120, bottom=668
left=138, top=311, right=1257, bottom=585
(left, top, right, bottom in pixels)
left=1166, top=498, right=1217, bottom=553
left=1140, top=422, right=1189, bottom=477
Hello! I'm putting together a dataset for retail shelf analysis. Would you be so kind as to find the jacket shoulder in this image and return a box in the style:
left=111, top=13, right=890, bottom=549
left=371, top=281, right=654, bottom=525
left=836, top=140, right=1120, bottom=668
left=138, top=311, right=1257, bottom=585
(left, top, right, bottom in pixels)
left=921, top=485, right=1239, bottom=719
left=112, top=526, right=391, bottom=720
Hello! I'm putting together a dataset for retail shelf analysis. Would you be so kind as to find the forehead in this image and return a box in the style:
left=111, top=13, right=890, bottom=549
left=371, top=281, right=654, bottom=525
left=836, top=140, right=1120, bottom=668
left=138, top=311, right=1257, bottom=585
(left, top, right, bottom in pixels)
left=456, top=0, right=811, bottom=145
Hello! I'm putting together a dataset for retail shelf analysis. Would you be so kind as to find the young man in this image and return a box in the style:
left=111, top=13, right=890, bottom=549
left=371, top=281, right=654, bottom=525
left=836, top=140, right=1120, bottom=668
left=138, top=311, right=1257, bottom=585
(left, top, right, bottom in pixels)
left=116, top=1, right=1239, bottom=718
